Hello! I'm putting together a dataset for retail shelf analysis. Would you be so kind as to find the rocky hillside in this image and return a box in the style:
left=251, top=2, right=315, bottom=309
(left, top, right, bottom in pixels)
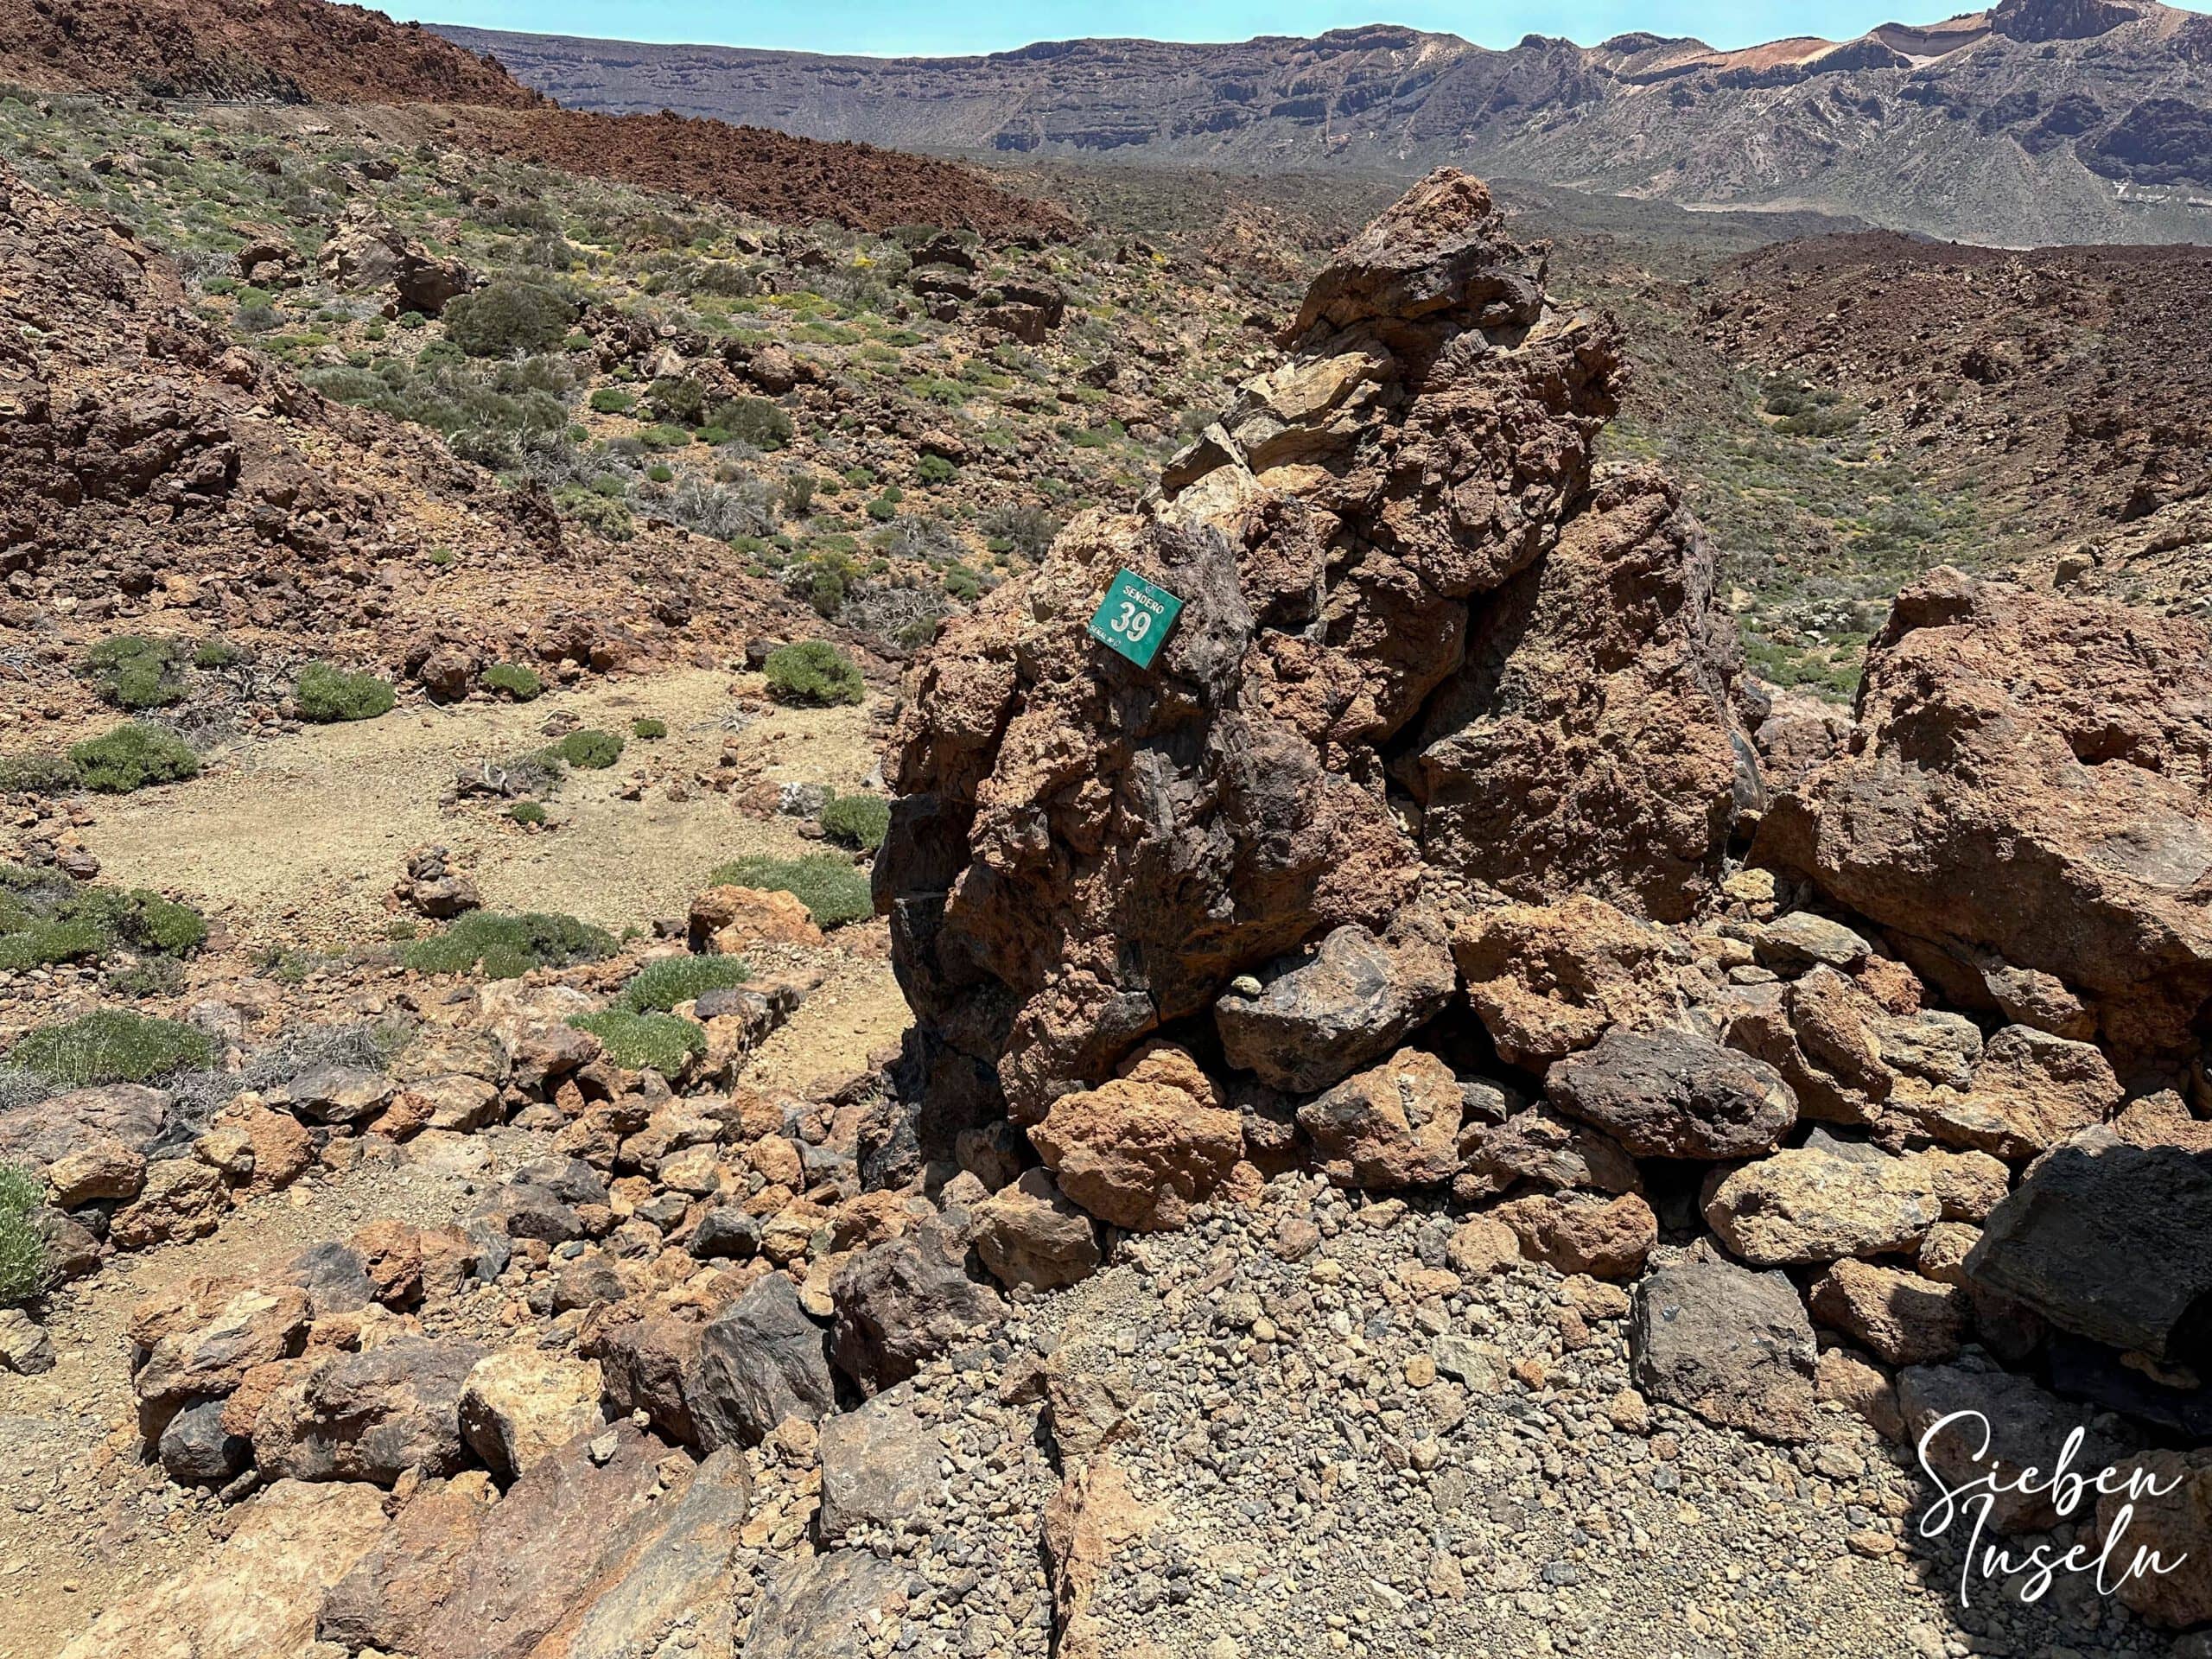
left=2, top=166, right=2206, bottom=1659
left=0, top=0, right=543, bottom=105
left=0, top=149, right=808, bottom=706
left=440, top=0, right=2212, bottom=245
left=1704, top=231, right=2212, bottom=619
left=0, top=0, right=1065, bottom=241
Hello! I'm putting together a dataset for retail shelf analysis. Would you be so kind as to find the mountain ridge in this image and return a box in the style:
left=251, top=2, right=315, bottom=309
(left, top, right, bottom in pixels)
left=434, top=0, right=2212, bottom=245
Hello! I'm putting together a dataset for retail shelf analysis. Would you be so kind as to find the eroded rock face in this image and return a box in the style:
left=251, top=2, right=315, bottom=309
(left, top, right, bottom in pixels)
left=1758, top=568, right=2212, bottom=1059
left=880, top=167, right=1745, bottom=1131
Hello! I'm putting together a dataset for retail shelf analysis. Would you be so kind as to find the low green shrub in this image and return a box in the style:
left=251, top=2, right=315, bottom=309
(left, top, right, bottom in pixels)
left=0, top=1162, right=41, bottom=1306
left=508, top=800, right=547, bottom=826
left=715, top=395, right=791, bottom=452
left=917, top=454, right=957, bottom=485
left=192, top=639, right=243, bottom=670
left=631, top=717, right=668, bottom=741
left=763, top=641, right=864, bottom=707
left=550, top=728, right=624, bottom=770
left=646, top=375, right=709, bottom=425
left=401, top=910, right=616, bottom=979
left=616, top=954, right=750, bottom=1013
left=820, top=793, right=890, bottom=853
left=296, top=664, right=396, bottom=723
left=708, top=854, right=872, bottom=928
left=442, top=281, right=574, bottom=358
left=588, top=386, right=636, bottom=414
left=0, top=753, right=80, bottom=795
left=0, top=868, right=207, bottom=972
left=85, top=635, right=188, bottom=710
left=567, top=1009, right=705, bottom=1075
left=5, top=1008, right=213, bottom=1086
left=68, top=724, right=200, bottom=794
left=481, top=662, right=543, bottom=701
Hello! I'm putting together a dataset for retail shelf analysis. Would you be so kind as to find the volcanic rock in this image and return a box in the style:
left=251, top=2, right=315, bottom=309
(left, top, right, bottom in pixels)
left=251, top=1335, right=486, bottom=1486
left=744, top=1548, right=910, bottom=1659
left=457, top=1349, right=606, bottom=1481
left=817, top=1388, right=947, bottom=1541
left=830, top=1211, right=1007, bottom=1392
left=130, top=1280, right=313, bottom=1414
left=2095, top=1450, right=2212, bottom=1629
left=1544, top=1025, right=1796, bottom=1160
left=1700, top=1131, right=1975, bottom=1267
left=57, top=1479, right=387, bottom=1659
left=1453, top=897, right=1688, bottom=1069
left=1891, top=1022, right=2121, bottom=1158
left=1495, top=1191, right=1657, bottom=1280
left=1758, top=569, right=2212, bottom=1059
left=971, top=1166, right=1103, bottom=1291
left=0, top=1083, right=169, bottom=1170
left=1631, top=1257, right=1818, bottom=1443
left=1027, top=1044, right=1243, bottom=1231
left=687, top=1272, right=837, bottom=1449
left=1213, top=910, right=1455, bottom=1093
left=1295, top=1046, right=1465, bottom=1189
left=1963, top=1141, right=2212, bottom=1363
left=1455, top=1105, right=1643, bottom=1200
left=1808, top=1259, right=1966, bottom=1365
left=879, top=168, right=1744, bottom=1126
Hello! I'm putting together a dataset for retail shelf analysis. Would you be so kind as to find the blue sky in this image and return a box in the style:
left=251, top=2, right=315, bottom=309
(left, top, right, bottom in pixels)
left=412, top=2, right=2004, bottom=57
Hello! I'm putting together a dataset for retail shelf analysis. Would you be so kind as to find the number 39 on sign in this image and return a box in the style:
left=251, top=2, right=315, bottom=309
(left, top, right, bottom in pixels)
left=1086, top=569, right=1184, bottom=671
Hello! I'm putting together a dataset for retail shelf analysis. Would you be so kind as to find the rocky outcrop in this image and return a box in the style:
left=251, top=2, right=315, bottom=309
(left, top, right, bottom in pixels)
left=1758, top=569, right=2212, bottom=1060
left=880, top=168, right=1747, bottom=1134
left=318, top=203, right=477, bottom=316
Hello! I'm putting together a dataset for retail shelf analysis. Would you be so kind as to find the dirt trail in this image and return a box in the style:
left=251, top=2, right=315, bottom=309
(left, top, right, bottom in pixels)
left=80, top=667, right=882, bottom=950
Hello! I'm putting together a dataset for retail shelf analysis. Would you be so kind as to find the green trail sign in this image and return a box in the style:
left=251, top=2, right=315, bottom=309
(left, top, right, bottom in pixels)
left=1087, top=569, right=1184, bottom=671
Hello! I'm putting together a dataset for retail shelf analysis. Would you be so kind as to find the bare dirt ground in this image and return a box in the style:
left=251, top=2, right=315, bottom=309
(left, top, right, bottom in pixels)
left=80, top=666, right=886, bottom=949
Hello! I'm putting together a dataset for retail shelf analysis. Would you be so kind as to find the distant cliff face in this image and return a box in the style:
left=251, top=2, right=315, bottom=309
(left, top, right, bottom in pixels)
left=437, top=0, right=2212, bottom=245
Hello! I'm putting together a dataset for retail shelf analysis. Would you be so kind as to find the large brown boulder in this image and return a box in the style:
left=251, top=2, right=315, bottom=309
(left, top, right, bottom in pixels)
left=878, top=168, right=1747, bottom=1134
left=1758, top=568, right=2212, bottom=1058
left=1027, top=1045, right=1243, bottom=1231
